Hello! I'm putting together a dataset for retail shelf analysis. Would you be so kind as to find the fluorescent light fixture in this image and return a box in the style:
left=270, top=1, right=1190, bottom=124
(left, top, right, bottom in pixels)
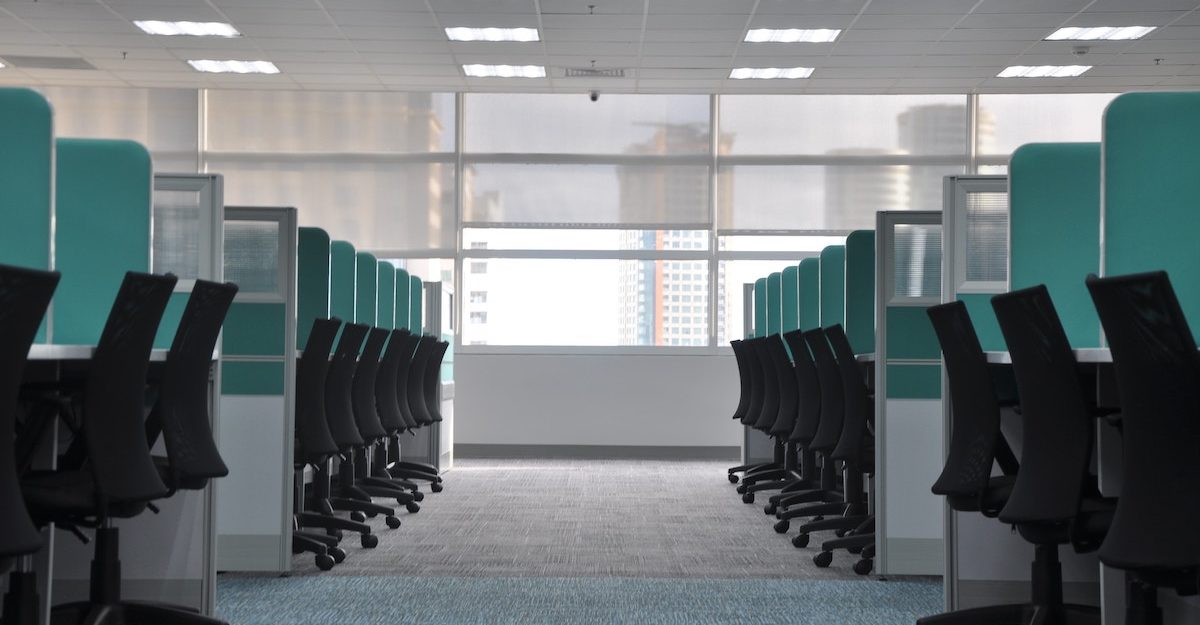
left=446, top=27, right=539, bottom=42
left=744, top=28, right=840, bottom=43
left=462, top=64, right=545, bottom=78
left=188, top=59, right=279, bottom=74
left=135, top=20, right=240, bottom=37
left=998, top=65, right=1091, bottom=78
left=0, top=61, right=5, bottom=69
left=1046, top=26, right=1156, bottom=41
left=729, top=66, right=814, bottom=80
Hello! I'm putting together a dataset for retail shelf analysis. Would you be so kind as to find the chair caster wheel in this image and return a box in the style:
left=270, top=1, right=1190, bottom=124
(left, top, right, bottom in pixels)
left=430, top=483, right=444, bottom=493
left=329, top=547, right=347, bottom=564
left=367, top=511, right=378, bottom=518
left=360, top=534, right=379, bottom=549
left=350, top=511, right=366, bottom=523
left=812, top=516, right=824, bottom=523
left=848, top=546, right=863, bottom=555
left=736, top=484, right=748, bottom=494
left=741, top=492, right=755, bottom=504
left=835, top=529, right=848, bottom=538
left=316, top=554, right=336, bottom=571
left=854, top=559, right=874, bottom=575
left=412, top=491, right=425, bottom=502
left=386, top=516, right=402, bottom=529
left=773, top=520, right=790, bottom=534
left=328, top=530, right=344, bottom=541
left=813, top=551, right=833, bottom=568
left=763, top=503, right=777, bottom=515
left=728, top=474, right=739, bottom=484
left=292, top=545, right=304, bottom=554
left=792, top=533, right=810, bottom=549
left=406, top=502, right=421, bottom=514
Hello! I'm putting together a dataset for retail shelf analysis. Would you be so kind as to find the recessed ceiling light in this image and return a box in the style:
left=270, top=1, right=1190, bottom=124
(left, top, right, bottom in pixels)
left=135, top=20, right=240, bottom=37
left=463, top=64, right=545, bottom=78
left=446, top=27, right=539, bottom=42
left=188, top=59, right=279, bottom=74
left=744, top=28, right=840, bottom=43
left=1046, top=26, right=1156, bottom=41
left=997, top=65, right=1092, bottom=78
left=0, top=61, right=5, bottom=69
left=729, top=67, right=814, bottom=80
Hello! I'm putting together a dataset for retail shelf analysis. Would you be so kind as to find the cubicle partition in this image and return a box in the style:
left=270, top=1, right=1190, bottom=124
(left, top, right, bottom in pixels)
left=330, top=241, right=357, bottom=328
left=152, top=174, right=226, bottom=348
left=216, top=207, right=298, bottom=573
left=781, top=266, right=800, bottom=334
left=395, top=268, right=413, bottom=330
left=377, top=262, right=395, bottom=330
left=797, top=258, right=820, bottom=331
left=409, top=274, right=424, bottom=333
left=743, top=277, right=771, bottom=464
left=765, top=272, right=782, bottom=337
left=0, top=89, right=53, bottom=329
left=355, top=252, right=378, bottom=327
left=874, top=210, right=944, bottom=576
left=844, top=231, right=875, bottom=355
left=819, top=246, right=845, bottom=328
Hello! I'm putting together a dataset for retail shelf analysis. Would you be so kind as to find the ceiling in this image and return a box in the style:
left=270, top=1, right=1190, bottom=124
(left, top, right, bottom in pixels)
left=0, top=0, right=1198, bottom=94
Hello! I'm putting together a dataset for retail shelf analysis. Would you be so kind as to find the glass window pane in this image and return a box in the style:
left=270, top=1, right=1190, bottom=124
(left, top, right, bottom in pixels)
left=152, top=189, right=201, bottom=279
left=720, top=95, right=967, bottom=155
left=464, top=163, right=711, bottom=227
left=893, top=224, right=942, bottom=299
left=721, top=164, right=964, bottom=231
left=210, top=158, right=455, bottom=252
left=463, top=228, right=709, bottom=251
left=464, top=94, right=710, bottom=154
left=964, top=191, right=1008, bottom=284
left=224, top=220, right=280, bottom=295
left=718, top=235, right=844, bottom=252
left=205, top=90, right=455, bottom=153
left=977, top=94, right=1117, bottom=155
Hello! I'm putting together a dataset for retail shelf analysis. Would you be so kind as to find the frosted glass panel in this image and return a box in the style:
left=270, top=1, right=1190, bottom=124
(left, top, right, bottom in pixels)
left=224, top=221, right=281, bottom=295
left=964, top=191, right=1008, bottom=284
left=153, top=189, right=201, bottom=279
left=894, top=224, right=942, bottom=299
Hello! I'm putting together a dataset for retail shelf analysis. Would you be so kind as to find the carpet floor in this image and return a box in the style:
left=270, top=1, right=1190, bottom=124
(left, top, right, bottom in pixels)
left=216, top=458, right=943, bottom=624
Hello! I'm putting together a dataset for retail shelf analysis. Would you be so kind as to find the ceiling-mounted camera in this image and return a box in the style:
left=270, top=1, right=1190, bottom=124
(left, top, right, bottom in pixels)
left=589, top=90, right=599, bottom=102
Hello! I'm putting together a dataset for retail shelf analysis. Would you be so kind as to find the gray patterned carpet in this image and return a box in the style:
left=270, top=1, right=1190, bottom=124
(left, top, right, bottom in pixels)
left=216, top=458, right=943, bottom=624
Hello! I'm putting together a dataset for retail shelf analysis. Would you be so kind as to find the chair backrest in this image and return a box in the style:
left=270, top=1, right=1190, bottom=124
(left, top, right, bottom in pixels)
left=375, top=329, right=410, bottom=433
left=295, top=317, right=341, bottom=458
left=729, top=340, right=752, bottom=422
left=751, top=338, right=781, bottom=431
left=783, top=330, right=821, bottom=444
left=927, top=301, right=1005, bottom=499
left=1086, top=271, right=1200, bottom=571
left=325, top=322, right=368, bottom=449
left=423, top=340, right=449, bottom=422
left=155, top=280, right=238, bottom=489
left=991, top=285, right=1092, bottom=526
left=406, top=336, right=437, bottom=426
left=84, top=271, right=176, bottom=504
left=741, top=337, right=767, bottom=427
left=766, top=334, right=799, bottom=436
left=392, top=332, right=423, bottom=430
left=804, top=328, right=844, bottom=452
left=351, top=327, right=390, bottom=441
left=827, top=325, right=871, bottom=467
left=0, top=265, right=59, bottom=557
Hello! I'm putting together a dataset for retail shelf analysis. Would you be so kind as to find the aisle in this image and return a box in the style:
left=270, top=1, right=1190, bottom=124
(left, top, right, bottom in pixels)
left=217, top=458, right=941, bottom=624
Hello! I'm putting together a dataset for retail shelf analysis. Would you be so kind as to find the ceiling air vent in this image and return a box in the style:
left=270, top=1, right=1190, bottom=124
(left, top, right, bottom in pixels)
left=562, top=67, right=626, bottom=79
left=2, top=56, right=96, bottom=70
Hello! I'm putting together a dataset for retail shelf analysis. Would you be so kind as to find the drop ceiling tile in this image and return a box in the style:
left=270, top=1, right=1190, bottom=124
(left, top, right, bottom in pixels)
left=209, top=0, right=317, bottom=9
left=451, top=41, right=550, bottom=55
left=320, top=0, right=427, bottom=9
left=1110, top=52, right=1200, bottom=64
left=337, top=25, right=444, bottom=41
left=1157, top=75, right=1200, bottom=85
left=807, top=77, right=901, bottom=88
left=104, top=5, right=227, bottom=22
left=0, top=31, right=60, bottom=45
left=864, top=0, right=975, bottom=15
left=540, top=14, right=645, bottom=29
left=30, top=19, right=139, bottom=35
left=377, top=75, right=465, bottom=86
left=88, top=58, right=190, bottom=71
left=548, top=55, right=641, bottom=67
left=975, top=0, right=1092, bottom=14
left=736, top=43, right=833, bottom=56
left=217, top=8, right=330, bottom=25
left=1, top=4, right=113, bottom=21
left=748, top=14, right=856, bottom=28
left=235, top=24, right=342, bottom=38
left=434, top=12, right=537, bottom=27
left=754, top=0, right=867, bottom=16
left=851, top=14, right=967, bottom=29
left=634, top=78, right=728, bottom=88
left=829, top=41, right=932, bottom=55
left=640, top=41, right=738, bottom=56
left=957, top=13, right=1075, bottom=28
left=254, top=37, right=360, bottom=52
left=822, top=54, right=924, bottom=67
left=0, top=45, right=84, bottom=57
left=1125, top=39, right=1200, bottom=53
left=369, top=64, right=460, bottom=76
left=840, top=28, right=948, bottom=42
left=647, top=0, right=751, bottom=14
left=1086, top=0, right=1199, bottom=11
left=454, top=53, right=549, bottom=65
left=639, top=55, right=731, bottom=68
left=641, top=28, right=742, bottom=42
left=434, top=0, right=534, bottom=13
left=925, top=40, right=1032, bottom=55
left=939, top=27, right=1050, bottom=41
left=645, top=14, right=748, bottom=29
left=73, top=46, right=178, bottom=60
left=918, top=54, right=1015, bottom=67
left=1064, top=11, right=1190, bottom=26
left=1086, top=63, right=1179, bottom=76
left=273, top=61, right=374, bottom=74
left=544, top=28, right=641, bottom=42
left=637, top=67, right=728, bottom=79
left=893, top=77, right=983, bottom=88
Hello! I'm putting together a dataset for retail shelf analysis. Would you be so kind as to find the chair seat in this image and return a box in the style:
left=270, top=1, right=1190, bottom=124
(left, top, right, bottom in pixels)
left=22, top=470, right=149, bottom=522
left=151, top=455, right=212, bottom=491
left=947, top=475, right=1015, bottom=517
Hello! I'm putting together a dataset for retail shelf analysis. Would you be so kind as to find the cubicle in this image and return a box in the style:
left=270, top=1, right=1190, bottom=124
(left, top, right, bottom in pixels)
left=797, top=259, right=820, bottom=332
left=819, top=247, right=844, bottom=328
left=844, top=231, right=875, bottom=356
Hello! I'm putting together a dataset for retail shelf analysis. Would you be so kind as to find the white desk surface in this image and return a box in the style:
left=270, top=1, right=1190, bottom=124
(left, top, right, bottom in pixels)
left=985, top=348, right=1112, bottom=365
left=28, top=345, right=173, bottom=362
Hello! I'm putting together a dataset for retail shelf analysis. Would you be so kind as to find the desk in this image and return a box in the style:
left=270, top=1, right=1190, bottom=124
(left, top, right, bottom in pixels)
left=985, top=349, right=1112, bottom=364
left=28, top=345, right=172, bottom=361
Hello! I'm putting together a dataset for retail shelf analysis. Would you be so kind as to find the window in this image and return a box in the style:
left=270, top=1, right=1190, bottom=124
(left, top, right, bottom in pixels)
left=469, top=291, right=487, bottom=304
left=470, top=312, right=487, bottom=324
left=470, top=261, right=488, bottom=274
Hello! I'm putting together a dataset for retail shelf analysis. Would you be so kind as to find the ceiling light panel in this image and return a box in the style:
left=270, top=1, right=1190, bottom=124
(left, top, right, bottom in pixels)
left=997, top=65, right=1092, bottom=78
left=462, top=64, right=546, bottom=78
left=446, top=27, right=539, bottom=42
left=188, top=59, right=279, bottom=74
left=729, top=67, right=814, bottom=79
left=1045, top=26, right=1156, bottom=41
left=744, top=28, right=841, bottom=43
left=135, top=20, right=241, bottom=37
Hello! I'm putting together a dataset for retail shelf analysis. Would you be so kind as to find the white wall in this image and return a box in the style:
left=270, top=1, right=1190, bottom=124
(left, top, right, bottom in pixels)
left=454, top=350, right=741, bottom=448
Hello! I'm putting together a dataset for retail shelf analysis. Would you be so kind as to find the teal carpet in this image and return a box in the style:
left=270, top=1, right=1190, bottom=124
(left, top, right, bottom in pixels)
left=216, top=575, right=942, bottom=625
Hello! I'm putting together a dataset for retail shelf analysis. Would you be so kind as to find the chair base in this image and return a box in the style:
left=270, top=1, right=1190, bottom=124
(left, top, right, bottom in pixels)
left=2, top=570, right=40, bottom=625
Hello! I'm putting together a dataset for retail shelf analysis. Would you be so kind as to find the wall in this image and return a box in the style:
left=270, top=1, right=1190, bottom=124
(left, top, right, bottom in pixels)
left=454, top=350, right=740, bottom=451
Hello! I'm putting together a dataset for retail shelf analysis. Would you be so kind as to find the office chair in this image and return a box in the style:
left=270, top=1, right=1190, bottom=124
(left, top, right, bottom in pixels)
left=422, top=339, right=450, bottom=425
left=0, top=265, right=60, bottom=625
left=729, top=338, right=778, bottom=489
left=736, top=338, right=787, bottom=502
left=373, top=329, right=439, bottom=490
left=726, top=340, right=757, bottom=484
left=1087, top=271, right=1200, bottom=625
left=390, top=335, right=444, bottom=478
left=293, top=317, right=375, bottom=568
left=737, top=335, right=803, bottom=500
left=762, top=330, right=824, bottom=516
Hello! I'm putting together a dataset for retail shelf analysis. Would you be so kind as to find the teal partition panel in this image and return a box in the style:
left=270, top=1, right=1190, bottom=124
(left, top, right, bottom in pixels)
left=955, top=294, right=1005, bottom=351
left=54, top=138, right=151, bottom=345
left=395, top=268, right=412, bottom=330
left=0, top=88, right=53, bottom=274
left=798, top=258, right=821, bottom=331
left=781, top=266, right=800, bottom=332
left=329, top=241, right=356, bottom=324
left=845, top=230, right=876, bottom=354
left=296, top=227, right=331, bottom=350
left=820, top=245, right=846, bottom=328
left=355, top=252, right=377, bottom=326
left=766, top=272, right=782, bottom=336
left=377, top=262, right=395, bottom=331
left=1103, top=92, right=1200, bottom=324
left=1010, top=143, right=1101, bottom=347
left=409, top=275, right=423, bottom=333
left=753, top=278, right=767, bottom=338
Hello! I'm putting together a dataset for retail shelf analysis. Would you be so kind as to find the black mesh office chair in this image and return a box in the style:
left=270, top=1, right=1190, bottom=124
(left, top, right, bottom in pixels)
left=730, top=338, right=775, bottom=488
left=391, top=335, right=443, bottom=478
left=738, top=335, right=803, bottom=500
left=763, top=330, right=823, bottom=515
left=736, top=338, right=787, bottom=502
left=0, top=265, right=59, bottom=625
left=1087, top=271, right=1200, bottom=625
left=726, top=340, right=757, bottom=484
left=374, top=330, right=439, bottom=489
left=422, top=340, right=449, bottom=424
left=386, top=333, right=442, bottom=485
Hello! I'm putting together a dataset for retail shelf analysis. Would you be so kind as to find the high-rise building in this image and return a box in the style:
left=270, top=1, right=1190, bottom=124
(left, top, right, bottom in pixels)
left=823, top=148, right=909, bottom=230
left=897, top=103, right=995, bottom=211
